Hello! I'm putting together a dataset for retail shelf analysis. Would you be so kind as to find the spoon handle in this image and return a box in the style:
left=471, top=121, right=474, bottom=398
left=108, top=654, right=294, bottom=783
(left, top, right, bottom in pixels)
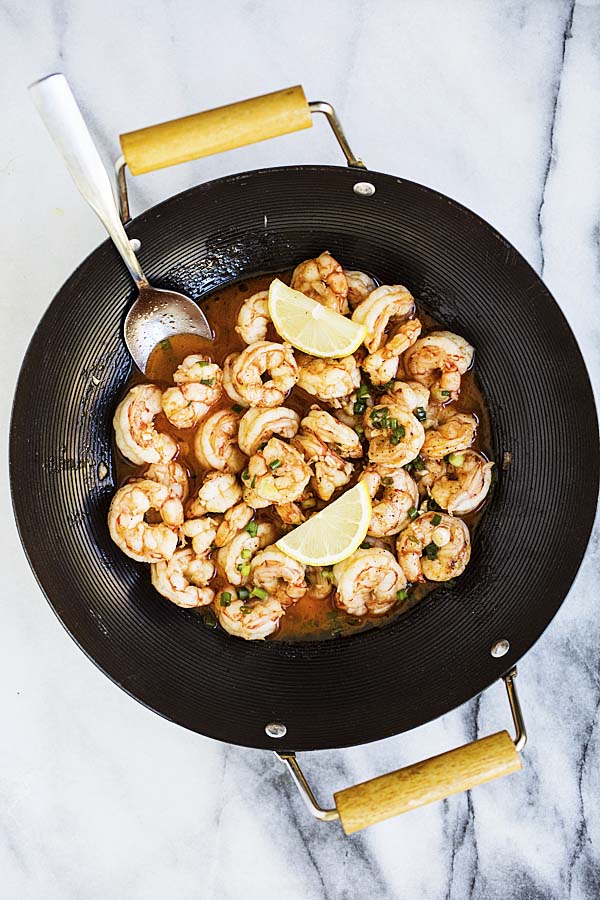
left=29, top=73, right=147, bottom=288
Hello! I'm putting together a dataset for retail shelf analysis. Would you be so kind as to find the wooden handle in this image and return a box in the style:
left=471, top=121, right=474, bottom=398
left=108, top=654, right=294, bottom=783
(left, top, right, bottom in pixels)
left=119, top=86, right=312, bottom=175
left=334, top=731, right=521, bottom=834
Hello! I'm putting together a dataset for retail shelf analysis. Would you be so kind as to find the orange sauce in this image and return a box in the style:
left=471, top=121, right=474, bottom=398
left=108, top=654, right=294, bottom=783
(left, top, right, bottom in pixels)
left=114, top=271, right=493, bottom=641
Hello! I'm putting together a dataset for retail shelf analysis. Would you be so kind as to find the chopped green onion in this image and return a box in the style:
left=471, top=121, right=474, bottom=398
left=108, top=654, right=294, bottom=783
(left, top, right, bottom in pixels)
left=258, top=441, right=268, bottom=451
left=382, top=476, right=394, bottom=486
left=237, top=586, right=250, bottom=600
left=241, top=468, right=250, bottom=482
left=448, top=452, right=465, bottom=467
left=245, top=521, right=258, bottom=536
left=424, top=542, right=439, bottom=560
left=250, top=586, right=268, bottom=600
left=197, top=360, right=209, bottom=367
left=200, top=378, right=216, bottom=386
left=394, top=424, right=406, bottom=438
left=440, top=389, right=451, bottom=397
left=355, top=425, right=364, bottom=436
left=269, top=459, right=282, bottom=471
left=232, top=403, right=243, bottom=413
left=412, top=456, right=425, bottom=472
left=210, top=541, right=217, bottom=550
left=240, top=605, right=253, bottom=615
left=354, top=400, right=367, bottom=415
left=160, top=338, right=172, bottom=352
left=300, top=498, right=316, bottom=509
left=251, top=475, right=257, bottom=488
left=204, top=610, right=217, bottom=628
left=357, top=384, right=371, bottom=399
left=431, top=513, right=442, bottom=526
left=396, top=589, right=408, bottom=601
left=220, top=591, right=232, bottom=607
left=236, top=563, right=243, bottom=572
left=241, top=548, right=252, bottom=559
left=414, top=406, right=427, bottom=422
left=408, top=506, right=419, bottom=521
left=360, top=541, right=371, bottom=549
left=390, top=418, right=398, bottom=430
left=240, top=563, right=251, bottom=578
left=390, top=434, right=401, bottom=445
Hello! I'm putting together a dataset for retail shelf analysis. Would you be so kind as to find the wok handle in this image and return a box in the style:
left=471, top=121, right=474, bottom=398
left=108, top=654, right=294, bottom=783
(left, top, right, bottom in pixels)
left=333, top=730, right=521, bottom=834
left=119, top=86, right=312, bottom=175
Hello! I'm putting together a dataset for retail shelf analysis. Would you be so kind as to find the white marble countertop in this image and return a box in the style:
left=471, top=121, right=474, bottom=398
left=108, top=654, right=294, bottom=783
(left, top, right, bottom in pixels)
left=2, top=1, right=600, bottom=897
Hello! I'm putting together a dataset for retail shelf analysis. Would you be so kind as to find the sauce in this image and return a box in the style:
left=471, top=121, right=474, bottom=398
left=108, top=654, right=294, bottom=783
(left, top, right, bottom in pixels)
left=114, top=271, right=492, bottom=642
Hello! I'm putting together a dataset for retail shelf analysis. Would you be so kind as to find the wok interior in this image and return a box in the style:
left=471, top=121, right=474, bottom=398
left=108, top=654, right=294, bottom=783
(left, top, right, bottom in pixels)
left=10, top=167, right=598, bottom=750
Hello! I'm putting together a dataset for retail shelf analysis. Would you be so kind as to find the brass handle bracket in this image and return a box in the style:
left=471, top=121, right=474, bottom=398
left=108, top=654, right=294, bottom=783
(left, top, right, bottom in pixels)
left=276, top=668, right=526, bottom=826
left=114, top=98, right=364, bottom=225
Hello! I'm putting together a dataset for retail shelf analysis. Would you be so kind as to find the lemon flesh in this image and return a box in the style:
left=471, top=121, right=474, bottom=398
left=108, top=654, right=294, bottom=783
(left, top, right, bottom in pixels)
left=276, top=481, right=372, bottom=567
left=268, top=279, right=366, bottom=358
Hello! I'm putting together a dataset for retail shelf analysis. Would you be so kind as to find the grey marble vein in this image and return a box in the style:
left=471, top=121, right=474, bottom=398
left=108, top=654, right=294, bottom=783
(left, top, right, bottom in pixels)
left=1, top=1, right=600, bottom=898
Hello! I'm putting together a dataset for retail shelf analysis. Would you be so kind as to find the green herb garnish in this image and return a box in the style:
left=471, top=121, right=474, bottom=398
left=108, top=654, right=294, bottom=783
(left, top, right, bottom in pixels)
left=414, top=406, right=427, bottom=422
left=200, top=378, right=216, bottom=387
left=424, top=542, right=439, bottom=560
left=250, top=586, right=268, bottom=600
left=245, top=521, right=258, bottom=537
left=232, top=403, right=243, bottom=413
left=220, top=591, right=232, bottom=607
left=431, top=513, right=442, bottom=526
left=269, top=459, right=282, bottom=471
left=408, top=506, right=419, bottom=521
left=237, top=586, right=250, bottom=600
left=241, top=548, right=252, bottom=559
left=396, top=589, right=408, bottom=601
left=240, top=563, right=251, bottom=578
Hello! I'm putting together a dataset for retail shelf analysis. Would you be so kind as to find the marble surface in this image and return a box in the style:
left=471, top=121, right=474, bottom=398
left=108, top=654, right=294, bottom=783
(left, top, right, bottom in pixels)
left=2, top=1, right=600, bottom=897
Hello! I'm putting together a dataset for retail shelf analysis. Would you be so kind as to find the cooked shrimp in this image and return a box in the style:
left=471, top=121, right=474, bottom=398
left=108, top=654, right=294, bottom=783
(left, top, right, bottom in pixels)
left=228, top=341, right=298, bottom=407
left=250, top=547, right=307, bottom=608
left=180, top=516, right=219, bottom=556
left=360, top=464, right=419, bottom=537
left=162, top=355, right=223, bottom=428
left=384, top=379, right=430, bottom=411
left=237, top=407, right=300, bottom=457
left=296, top=353, right=361, bottom=406
left=275, top=501, right=306, bottom=526
left=216, top=591, right=284, bottom=640
left=333, top=547, right=406, bottom=617
left=194, top=409, right=246, bottom=474
left=300, top=406, right=363, bottom=458
left=421, top=412, right=477, bottom=459
left=351, top=285, right=415, bottom=353
left=344, top=270, right=376, bottom=308
left=362, top=319, right=422, bottom=385
left=430, top=450, right=493, bottom=515
left=243, top=437, right=311, bottom=507
left=222, top=353, right=250, bottom=407
left=235, top=291, right=270, bottom=344
left=291, top=251, right=349, bottom=314
left=113, top=384, right=177, bottom=466
left=404, top=332, right=474, bottom=402
left=364, top=403, right=425, bottom=467
left=396, top=512, right=470, bottom=582
left=108, top=480, right=181, bottom=563
left=151, top=548, right=214, bottom=608
left=216, top=522, right=277, bottom=585
left=293, top=430, right=354, bottom=501
left=187, top=472, right=242, bottom=516
left=215, top=502, right=254, bottom=547
left=145, top=459, right=189, bottom=503
left=412, top=456, right=447, bottom=499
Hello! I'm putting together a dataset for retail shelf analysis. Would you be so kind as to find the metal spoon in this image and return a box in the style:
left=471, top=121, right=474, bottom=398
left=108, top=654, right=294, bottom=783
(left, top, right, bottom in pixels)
left=29, top=74, right=213, bottom=373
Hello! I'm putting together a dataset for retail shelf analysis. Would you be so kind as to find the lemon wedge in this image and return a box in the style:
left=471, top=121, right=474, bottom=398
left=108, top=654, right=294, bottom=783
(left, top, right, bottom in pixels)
left=276, top=481, right=372, bottom=567
left=268, top=278, right=367, bottom=358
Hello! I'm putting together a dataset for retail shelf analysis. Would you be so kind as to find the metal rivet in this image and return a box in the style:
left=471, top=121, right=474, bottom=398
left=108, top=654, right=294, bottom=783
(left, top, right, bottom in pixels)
left=265, top=722, right=287, bottom=739
left=491, top=639, right=510, bottom=658
left=353, top=181, right=376, bottom=196
left=130, top=238, right=141, bottom=251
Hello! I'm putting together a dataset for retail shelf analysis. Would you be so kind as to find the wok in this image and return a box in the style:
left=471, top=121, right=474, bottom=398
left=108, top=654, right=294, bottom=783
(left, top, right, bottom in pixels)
left=11, top=85, right=599, bottom=833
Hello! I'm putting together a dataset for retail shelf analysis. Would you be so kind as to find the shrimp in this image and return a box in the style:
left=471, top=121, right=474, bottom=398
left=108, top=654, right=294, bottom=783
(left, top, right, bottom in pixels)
left=107, top=480, right=181, bottom=563
left=145, top=459, right=189, bottom=503
left=291, top=251, right=349, bottom=314
left=333, top=547, right=406, bottom=617
left=430, top=450, right=493, bottom=515
left=250, top=547, right=307, bottom=607
left=351, top=285, right=415, bottom=353
left=382, top=380, right=439, bottom=429
left=237, top=407, right=300, bottom=457
left=243, top=437, right=311, bottom=507
left=275, top=501, right=306, bottom=526
left=235, top=291, right=270, bottom=344
left=362, top=319, right=422, bottom=386
left=187, top=472, right=242, bottom=517
left=227, top=341, right=298, bottom=407
left=162, top=355, right=223, bottom=428
left=344, top=270, right=377, bottom=309
left=421, top=412, right=477, bottom=460
left=300, top=406, right=363, bottom=458
left=296, top=353, right=361, bottom=406
left=216, top=591, right=284, bottom=640
left=151, top=548, right=214, bottom=608
left=222, top=353, right=250, bottom=407
left=216, top=522, right=277, bottom=585
left=194, top=409, right=246, bottom=474
left=364, top=403, right=425, bottom=467
left=396, top=512, right=470, bottom=582
left=180, top=516, right=219, bottom=556
left=113, top=384, right=177, bottom=466
left=215, top=502, right=254, bottom=546
left=359, top=464, right=419, bottom=537
left=293, top=430, right=354, bottom=501
left=403, top=332, right=474, bottom=402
